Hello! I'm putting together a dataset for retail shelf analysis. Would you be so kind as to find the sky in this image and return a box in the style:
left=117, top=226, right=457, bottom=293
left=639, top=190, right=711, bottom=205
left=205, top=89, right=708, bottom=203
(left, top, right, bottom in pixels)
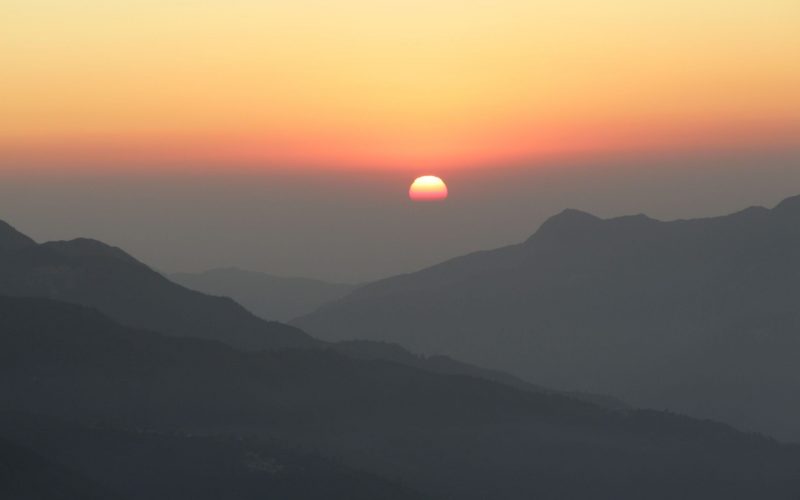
left=1, top=0, right=799, bottom=281
left=2, top=0, right=799, bottom=170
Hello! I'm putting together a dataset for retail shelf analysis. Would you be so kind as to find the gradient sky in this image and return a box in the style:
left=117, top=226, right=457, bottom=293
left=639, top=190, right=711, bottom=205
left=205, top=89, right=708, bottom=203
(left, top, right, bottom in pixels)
left=1, top=1, right=800, bottom=281
left=2, top=0, right=799, bottom=170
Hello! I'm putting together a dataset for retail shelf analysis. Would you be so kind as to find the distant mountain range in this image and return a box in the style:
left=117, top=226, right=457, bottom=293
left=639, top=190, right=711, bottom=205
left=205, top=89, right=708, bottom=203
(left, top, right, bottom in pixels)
left=295, top=194, right=800, bottom=441
left=3, top=294, right=800, bottom=499
left=170, top=267, right=355, bottom=322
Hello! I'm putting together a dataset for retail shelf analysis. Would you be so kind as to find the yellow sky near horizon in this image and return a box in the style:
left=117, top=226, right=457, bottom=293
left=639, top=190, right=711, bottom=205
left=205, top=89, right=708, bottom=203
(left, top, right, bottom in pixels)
left=1, top=0, right=799, bottom=171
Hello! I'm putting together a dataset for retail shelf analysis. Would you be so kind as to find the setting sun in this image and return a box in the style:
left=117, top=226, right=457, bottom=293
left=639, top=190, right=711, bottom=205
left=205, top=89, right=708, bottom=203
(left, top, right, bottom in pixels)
left=409, top=175, right=448, bottom=201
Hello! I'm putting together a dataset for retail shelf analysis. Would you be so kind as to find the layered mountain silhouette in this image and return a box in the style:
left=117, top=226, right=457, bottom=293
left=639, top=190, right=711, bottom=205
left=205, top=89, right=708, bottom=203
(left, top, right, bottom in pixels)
left=171, top=267, right=355, bottom=322
left=295, top=194, right=800, bottom=441
left=3, top=294, right=800, bottom=499
left=0, top=222, right=316, bottom=351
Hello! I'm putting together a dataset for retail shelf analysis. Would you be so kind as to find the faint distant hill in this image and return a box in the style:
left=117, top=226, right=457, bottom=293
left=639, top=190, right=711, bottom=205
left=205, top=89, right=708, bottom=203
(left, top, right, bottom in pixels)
left=170, top=267, right=355, bottom=322
left=295, top=194, right=800, bottom=441
left=0, top=221, right=316, bottom=351
left=4, top=294, right=800, bottom=499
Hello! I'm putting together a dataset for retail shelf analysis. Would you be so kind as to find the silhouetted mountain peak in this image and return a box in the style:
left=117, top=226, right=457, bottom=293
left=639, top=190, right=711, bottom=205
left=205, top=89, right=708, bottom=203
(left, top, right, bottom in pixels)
left=0, top=220, right=36, bottom=253
left=526, top=208, right=602, bottom=243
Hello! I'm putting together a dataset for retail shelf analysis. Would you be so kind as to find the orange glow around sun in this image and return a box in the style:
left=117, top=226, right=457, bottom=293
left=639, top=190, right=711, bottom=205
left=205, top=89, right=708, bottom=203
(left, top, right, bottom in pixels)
left=409, top=176, right=448, bottom=201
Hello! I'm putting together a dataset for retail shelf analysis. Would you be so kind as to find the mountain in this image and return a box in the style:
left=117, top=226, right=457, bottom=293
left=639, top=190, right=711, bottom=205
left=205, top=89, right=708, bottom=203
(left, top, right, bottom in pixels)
left=0, top=412, right=423, bottom=500
left=294, top=194, right=800, bottom=441
left=0, top=221, right=316, bottom=351
left=170, top=267, right=355, bottom=322
left=3, top=295, right=800, bottom=499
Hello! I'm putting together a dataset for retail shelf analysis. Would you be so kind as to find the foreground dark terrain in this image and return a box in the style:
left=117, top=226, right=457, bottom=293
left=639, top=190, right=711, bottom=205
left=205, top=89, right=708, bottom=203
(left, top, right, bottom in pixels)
left=0, top=411, right=420, bottom=500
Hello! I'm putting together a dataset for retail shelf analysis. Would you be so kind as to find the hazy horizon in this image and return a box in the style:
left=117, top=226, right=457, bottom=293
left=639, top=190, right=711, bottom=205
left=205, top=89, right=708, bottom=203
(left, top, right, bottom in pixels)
left=1, top=148, right=798, bottom=282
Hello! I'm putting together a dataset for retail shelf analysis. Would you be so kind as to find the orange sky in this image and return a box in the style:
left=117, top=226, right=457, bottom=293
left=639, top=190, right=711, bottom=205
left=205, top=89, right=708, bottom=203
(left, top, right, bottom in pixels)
left=2, top=0, right=799, bottom=172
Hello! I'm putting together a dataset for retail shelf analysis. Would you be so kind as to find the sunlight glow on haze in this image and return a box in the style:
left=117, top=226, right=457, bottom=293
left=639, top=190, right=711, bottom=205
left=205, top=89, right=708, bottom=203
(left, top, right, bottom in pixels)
left=1, top=0, right=799, bottom=172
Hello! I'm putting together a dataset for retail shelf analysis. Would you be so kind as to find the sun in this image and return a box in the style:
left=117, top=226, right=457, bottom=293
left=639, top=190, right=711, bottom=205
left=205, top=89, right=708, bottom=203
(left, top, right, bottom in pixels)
left=409, top=175, right=448, bottom=201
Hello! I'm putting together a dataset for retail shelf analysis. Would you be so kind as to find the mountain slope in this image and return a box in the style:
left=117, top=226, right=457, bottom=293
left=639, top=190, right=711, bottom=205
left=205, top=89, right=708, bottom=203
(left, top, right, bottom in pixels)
left=333, top=340, right=627, bottom=409
left=0, top=220, right=36, bottom=253
left=294, top=195, right=800, bottom=440
left=0, top=436, right=115, bottom=500
left=170, top=267, right=355, bottom=322
left=0, top=223, right=316, bottom=350
left=0, top=412, right=423, bottom=500
left=2, top=295, right=800, bottom=499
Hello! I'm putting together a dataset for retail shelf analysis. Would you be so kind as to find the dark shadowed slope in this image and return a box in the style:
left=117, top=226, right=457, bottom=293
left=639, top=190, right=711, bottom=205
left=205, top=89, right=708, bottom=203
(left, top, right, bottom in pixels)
left=0, top=436, right=116, bottom=500
left=0, top=413, right=424, bottom=500
left=295, top=194, right=800, bottom=441
left=2, top=295, right=800, bottom=499
left=334, top=340, right=628, bottom=409
left=0, top=220, right=316, bottom=350
left=170, top=267, right=355, bottom=322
